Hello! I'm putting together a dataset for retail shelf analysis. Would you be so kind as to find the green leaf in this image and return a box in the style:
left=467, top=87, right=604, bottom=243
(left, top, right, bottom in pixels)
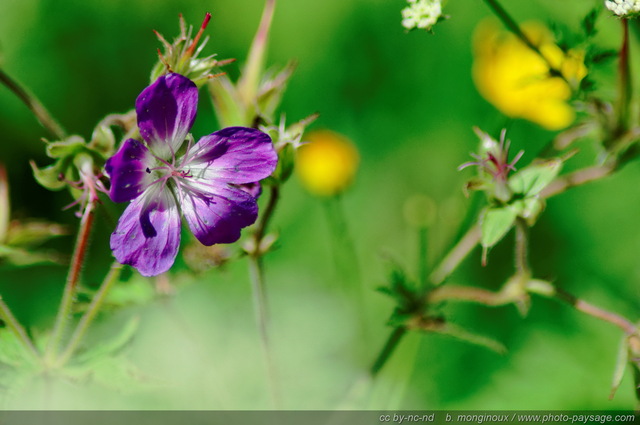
left=271, top=143, right=295, bottom=183
left=6, top=221, right=68, bottom=247
left=581, top=7, right=600, bottom=38
left=208, top=74, right=247, bottom=127
left=0, top=245, right=64, bottom=267
left=45, top=136, right=86, bottom=159
left=480, top=206, right=517, bottom=248
left=588, top=48, right=618, bottom=65
left=508, top=158, right=562, bottom=197
left=74, top=316, right=140, bottom=364
left=256, top=61, right=297, bottom=121
left=104, top=277, right=155, bottom=308
left=88, top=125, right=116, bottom=158
left=64, top=355, right=153, bottom=392
left=30, top=160, right=66, bottom=191
left=0, top=329, right=38, bottom=368
left=427, top=322, right=506, bottom=354
left=610, top=335, right=629, bottom=400
left=510, top=197, right=544, bottom=225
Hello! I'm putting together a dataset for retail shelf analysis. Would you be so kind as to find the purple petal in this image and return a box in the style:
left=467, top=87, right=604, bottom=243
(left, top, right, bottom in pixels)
left=110, top=187, right=181, bottom=276
left=236, top=182, right=263, bottom=199
left=105, top=139, right=156, bottom=203
left=186, top=127, right=278, bottom=185
left=137, top=73, right=198, bottom=160
left=179, top=182, right=258, bottom=245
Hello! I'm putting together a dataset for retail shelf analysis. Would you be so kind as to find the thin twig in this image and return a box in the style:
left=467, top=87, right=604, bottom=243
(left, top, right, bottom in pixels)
left=553, top=288, right=638, bottom=336
left=540, top=164, right=615, bottom=198
left=370, top=326, right=407, bottom=376
left=0, top=68, right=67, bottom=139
left=429, top=224, right=481, bottom=285
left=247, top=185, right=281, bottom=407
left=56, top=262, right=123, bottom=366
left=45, top=201, right=96, bottom=364
left=0, top=296, right=40, bottom=359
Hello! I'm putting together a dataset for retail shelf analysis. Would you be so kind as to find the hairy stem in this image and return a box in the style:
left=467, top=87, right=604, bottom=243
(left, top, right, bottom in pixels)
left=0, top=68, right=67, bottom=140
left=56, top=262, right=123, bottom=366
left=248, top=255, right=281, bottom=407
left=0, top=296, right=39, bottom=359
left=429, top=224, right=481, bottom=285
left=254, top=185, right=280, bottom=243
left=45, top=201, right=96, bottom=364
left=247, top=184, right=281, bottom=407
left=552, top=288, right=637, bottom=336
left=540, top=163, right=615, bottom=198
left=428, top=285, right=512, bottom=306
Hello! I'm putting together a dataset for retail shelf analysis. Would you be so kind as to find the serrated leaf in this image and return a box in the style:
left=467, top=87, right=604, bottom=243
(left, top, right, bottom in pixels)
left=480, top=206, right=517, bottom=248
left=0, top=329, right=38, bottom=368
left=508, top=158, right=562, bottom=197
left=104, top=277, right=155, bottom=308
left=74, top=316, right=139, bottom=364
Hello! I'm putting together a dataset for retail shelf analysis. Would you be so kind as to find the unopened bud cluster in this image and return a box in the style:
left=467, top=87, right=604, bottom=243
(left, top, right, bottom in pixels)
left=605, top=0, right=640, bottom=17
left=401, top=0, right=443, bottom=31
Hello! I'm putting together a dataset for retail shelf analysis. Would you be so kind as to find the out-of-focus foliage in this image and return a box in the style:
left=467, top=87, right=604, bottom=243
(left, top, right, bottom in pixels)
left=0, top=0, right=636, bottom=410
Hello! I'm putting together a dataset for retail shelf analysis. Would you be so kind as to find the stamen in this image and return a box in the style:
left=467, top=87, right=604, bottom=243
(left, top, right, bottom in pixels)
left=185, top=13, right=212, bottom=58
left=158, top=48, right=173, bottom=73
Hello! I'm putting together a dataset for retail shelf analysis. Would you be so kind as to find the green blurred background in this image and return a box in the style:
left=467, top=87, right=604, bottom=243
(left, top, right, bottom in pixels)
left=0, top=0, right=638, bottom=410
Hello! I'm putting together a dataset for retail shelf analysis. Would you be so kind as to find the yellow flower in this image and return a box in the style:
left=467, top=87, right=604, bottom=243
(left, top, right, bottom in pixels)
left=296, top=130, right=359, bottom=196
left=472, top=21, right=587, bottom=131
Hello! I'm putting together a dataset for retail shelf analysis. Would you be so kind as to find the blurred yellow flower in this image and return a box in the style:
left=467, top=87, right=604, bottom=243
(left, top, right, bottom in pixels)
left=296, top=130, right=359, bottom=197
left=472, top=21, right=587, bottom=131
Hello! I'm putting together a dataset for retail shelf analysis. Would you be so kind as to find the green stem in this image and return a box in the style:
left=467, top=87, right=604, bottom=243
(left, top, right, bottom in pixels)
left=247, top=184, right=281, bottom=407
left=370, top=326, right=407, bottom=376
left=418, top=226, right=428, bottom=292
left=0, top=68, right=67, bottom=140
left=514, top=218, right=530, bottom=275
left=56, top=262, right=123, bottom=366
left=247, top=255, right=280, bottom=407
left=254, top=185, right=279, bottom=243
left=431, top=281, right=637, bottom=336
left=481, top=0, right=567, bottom=83
left=0, top=296, right=39, bottom=359
left=540, top=164, right=616, bottom=198
left=45, top=201, right=96, bottom=364
left=617, top=19, right=632, bottom=136
left=429, top=224, right=481, bottom=285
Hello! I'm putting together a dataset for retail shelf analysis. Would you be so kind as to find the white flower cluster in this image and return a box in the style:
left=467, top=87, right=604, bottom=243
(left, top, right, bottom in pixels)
left=605, top=0, right=640, bottom=16
left=401, top=0, right=442, bottom=31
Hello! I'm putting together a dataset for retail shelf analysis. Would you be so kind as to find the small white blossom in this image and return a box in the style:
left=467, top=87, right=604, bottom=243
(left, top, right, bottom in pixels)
left=401, top=0, right=442, bottom=31
left=605, top=0, right=640, bottom=16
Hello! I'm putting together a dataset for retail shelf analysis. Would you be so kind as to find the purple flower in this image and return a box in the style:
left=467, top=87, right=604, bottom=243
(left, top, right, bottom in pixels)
left=106, top=73, right=277, bottom=276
